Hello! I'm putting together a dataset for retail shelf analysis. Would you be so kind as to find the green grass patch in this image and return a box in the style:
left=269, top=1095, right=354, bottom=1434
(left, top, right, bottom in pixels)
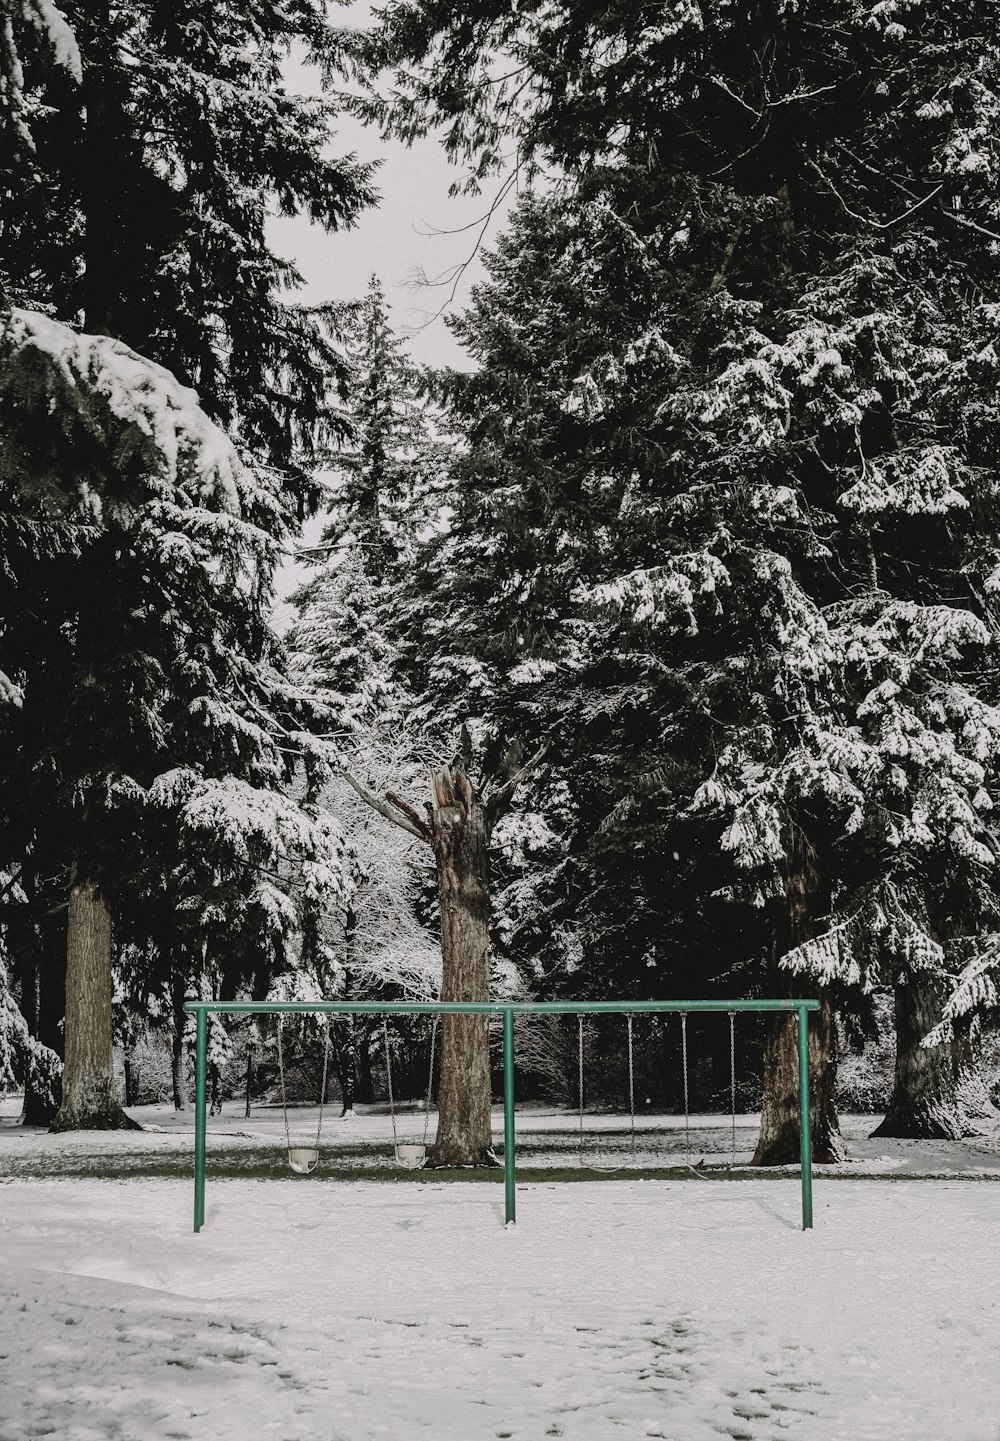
left=3, top=1142, right=999, bottom=1184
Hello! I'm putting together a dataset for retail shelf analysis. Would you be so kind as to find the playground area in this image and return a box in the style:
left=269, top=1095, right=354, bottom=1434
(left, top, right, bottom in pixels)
left=2, top=1102, right=999, bottom=1441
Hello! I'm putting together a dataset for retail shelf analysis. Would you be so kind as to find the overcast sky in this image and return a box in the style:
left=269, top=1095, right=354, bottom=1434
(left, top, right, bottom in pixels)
left=270, top=16, right=517, bottom=622
left=269, top=33, right=516, bottom=372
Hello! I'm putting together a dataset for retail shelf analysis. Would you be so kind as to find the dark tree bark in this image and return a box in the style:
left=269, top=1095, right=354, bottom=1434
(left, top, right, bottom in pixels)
left=428, top=762, right=494, bottom=1166
left=752, top=824, right=843, bottom=1166
left=209, top=1062, right=222, bottom=1116
left=244, top=1034, right=255, bottom=1118
left=50, top=877, right=137, bottom=1131
left=122, top=1046, right=138, bottom=1108
left=20, top=916, right=66, bottom=1125
left=329, top=1026, right=357, bottom=1116
left=171, top=1030, right=188, bottom=1111
left=358, top=1027, right=375, bottom=1105
left=872, top=976, right=999, bottom=1139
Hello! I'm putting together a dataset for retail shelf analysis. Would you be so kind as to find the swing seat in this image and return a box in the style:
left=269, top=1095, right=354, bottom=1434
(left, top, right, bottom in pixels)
left=395, top=1142, right=427, bottom=1169
left=288, top=1146, right=320, bottom=1174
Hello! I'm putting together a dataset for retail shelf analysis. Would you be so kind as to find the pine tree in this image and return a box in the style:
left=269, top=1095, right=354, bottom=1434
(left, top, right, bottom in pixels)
left=353, top=0, right=1000, bottom=1155
left=0, top=0, right=373, bottom=1125
left=0, top=311, right=349, bottom=1126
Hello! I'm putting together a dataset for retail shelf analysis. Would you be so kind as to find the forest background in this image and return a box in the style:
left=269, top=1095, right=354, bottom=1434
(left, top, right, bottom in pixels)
left=3, top=0, right=1000, bottom=1168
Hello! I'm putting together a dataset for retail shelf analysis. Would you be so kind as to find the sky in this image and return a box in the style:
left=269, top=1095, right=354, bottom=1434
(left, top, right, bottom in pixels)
left=269, top=29, right=516, bottom=373
left=269, top=16, right=518, bottom=619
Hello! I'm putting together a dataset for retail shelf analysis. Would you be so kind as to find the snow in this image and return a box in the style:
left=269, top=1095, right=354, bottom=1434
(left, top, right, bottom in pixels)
left=2, top=1106, right=1000, bottom=1440
left=6, top=310, right=245, bottom=514
left=21, top=0, right=81, bottom=82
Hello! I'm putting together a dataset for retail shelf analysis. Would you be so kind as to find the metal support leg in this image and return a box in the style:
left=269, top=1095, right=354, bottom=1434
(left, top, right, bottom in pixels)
left=797, top=1005, right=813, bottom=1231
left=194, top=1008, right=207, bottom=1233
left=503, top=1008, right=516, bottom=1226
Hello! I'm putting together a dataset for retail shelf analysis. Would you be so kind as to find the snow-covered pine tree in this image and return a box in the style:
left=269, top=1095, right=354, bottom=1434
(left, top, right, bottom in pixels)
left=0, top=0, right=372, bottom=1125
left=1, top=0, right=374, bottom=510
left=284, top=275, right=449, bottom=1112
left=354, top=0, right=1000, bottom=1156
left=0, top=312, right=349, bottom=1127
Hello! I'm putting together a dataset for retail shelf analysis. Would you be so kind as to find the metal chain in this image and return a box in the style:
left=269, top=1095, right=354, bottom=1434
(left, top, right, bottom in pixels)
left=421, top=1015, right=438, bottom=1146
left=382, top=1019, right=398, bottom=1155
left=278, top=1015, right=330, bottom=1155
left=728, top=1011, right=737, bottom=1166
left=681, top=1011, right=690, bottom=1166
left=314, top=1017, right=331, bottom=1151
left=277, top=1016, right=291, bottom=1154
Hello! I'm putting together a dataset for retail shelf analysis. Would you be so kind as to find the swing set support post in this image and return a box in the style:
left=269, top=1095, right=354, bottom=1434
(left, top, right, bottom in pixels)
left=503, top=1007, right=516, bottom=1226
left=194, top=1008, right=207, bottom=1234
left=797, top=1005, right=813, bottom=1232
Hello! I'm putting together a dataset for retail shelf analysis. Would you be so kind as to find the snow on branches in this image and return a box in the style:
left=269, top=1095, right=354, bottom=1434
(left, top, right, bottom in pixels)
left=4, top=310, right=248, bottom=518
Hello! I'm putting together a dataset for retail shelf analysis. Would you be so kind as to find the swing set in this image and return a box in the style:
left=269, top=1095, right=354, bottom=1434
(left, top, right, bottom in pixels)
left=184, top=998, right=820, bottom=1232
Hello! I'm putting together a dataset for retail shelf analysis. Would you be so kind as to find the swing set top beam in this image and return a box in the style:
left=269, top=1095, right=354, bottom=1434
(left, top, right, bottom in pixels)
left=183, top=998, right=820, bottom=1016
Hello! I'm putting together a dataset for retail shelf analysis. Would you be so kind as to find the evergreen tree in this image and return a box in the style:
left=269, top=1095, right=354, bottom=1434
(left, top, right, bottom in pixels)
left=355, top=0, right=1000, bottom=1156
left=0, top=0, right=373, bottom=1124
left=0, top=311, right=349, bottom=1126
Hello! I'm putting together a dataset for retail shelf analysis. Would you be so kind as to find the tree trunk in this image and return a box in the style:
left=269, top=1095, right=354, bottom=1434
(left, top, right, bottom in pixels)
left=330, top=1028, right=357, bottom=1117
left=358, top=1028, right=375, bottom=1104
left=122, top=1046, right=138, bottom=1108
left=428, top=763, right=494, bottom=1166
left=172, top=1028, right=188, bottom=1111
left=50, top=878, right=137, bottom=1131
left=752, top=824, right=843, bottom=1165
left=871, top=975, right=997, bottom=1139
left=244, top=1036, right=254, bottom=1118
left=21, top=924, right=66, bottom=1125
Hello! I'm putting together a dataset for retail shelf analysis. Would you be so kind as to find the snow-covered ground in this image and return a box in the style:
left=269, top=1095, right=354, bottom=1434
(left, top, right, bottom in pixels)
left=2, top=1101, right=999, bottom=1441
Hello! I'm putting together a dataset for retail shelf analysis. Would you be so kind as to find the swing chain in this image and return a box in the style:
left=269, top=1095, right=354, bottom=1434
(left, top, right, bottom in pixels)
left=382, top=1019, right=398, bottom=1154
left=315, top=1016, right=331, bottom=1150
left=422, top=1015, right=438, bottom=1146
left=278, top=1015, right=291, bottom=1155
left=277, top=1014, right=331, bottom=1156
left=384, top=1015, right=438, bottom=1155
left=577, top=1014, right=585, bottom=1148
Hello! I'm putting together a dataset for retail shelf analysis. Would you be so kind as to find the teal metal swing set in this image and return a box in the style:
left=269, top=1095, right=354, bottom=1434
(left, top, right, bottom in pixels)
left=183, top=997, right=820, bottom=1233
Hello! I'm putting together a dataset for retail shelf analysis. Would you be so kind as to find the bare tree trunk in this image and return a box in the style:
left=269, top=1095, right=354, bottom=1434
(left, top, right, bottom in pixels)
left=122, top=1047, right=138, bottom=1108
left=752, top=825, right=842, bottom=1166
left=172, top=1030, right=188, bottom=1111
left=358, top=1029, right=375, bottom=1104
left=244, top=1035, right=255, bottom=1118
left=50, top=878, right=137, bottom=1131
left=429, top=763, right=494, bottom=1167
left=871, top=975, right=997, bottom=1139
left=345, top=742, right=547, bottom=1165
left=171, top=978, right=188, bottom=1111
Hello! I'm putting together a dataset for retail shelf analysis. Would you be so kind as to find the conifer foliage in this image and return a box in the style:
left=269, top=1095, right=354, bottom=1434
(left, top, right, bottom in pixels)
left=357, top=0, right=1000, bottom=1153
left=0, top=0, right=371, bottom=1125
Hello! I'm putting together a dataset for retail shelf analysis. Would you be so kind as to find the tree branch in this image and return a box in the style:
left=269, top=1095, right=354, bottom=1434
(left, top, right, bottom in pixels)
left=484, top=739, right=551, bottom=827
left=344, top=772, right=432, bottom=844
